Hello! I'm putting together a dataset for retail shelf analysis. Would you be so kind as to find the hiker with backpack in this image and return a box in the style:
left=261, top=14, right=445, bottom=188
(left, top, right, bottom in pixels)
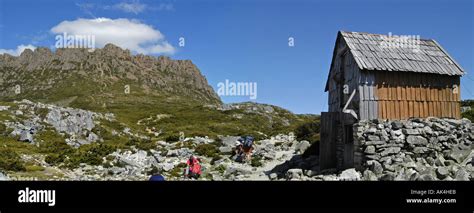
left=237, top=136, right=254, bottom=163
left=233, top=141, right=244, bottom=162
left=184, top=155, right=202, bottom=180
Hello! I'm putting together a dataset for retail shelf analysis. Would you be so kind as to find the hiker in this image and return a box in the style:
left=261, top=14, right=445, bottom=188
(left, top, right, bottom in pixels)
left=239, top=136, right=254, bottom=162
left=149, top=174, right=165, bottom=181
left=234, top=141, right=244, bottom=162
left=184, top=155, right=202, bottom=179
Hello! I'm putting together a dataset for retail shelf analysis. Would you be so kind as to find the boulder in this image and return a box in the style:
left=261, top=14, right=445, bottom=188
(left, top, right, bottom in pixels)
left=367, top=135, right=380, bottom=141
left=417, top=173, right=436, bottom=181
left=162, top=163, right=175, bottom=172
left=220, top=136, right=241, bottom=147
left=365, top=141, right=385, bottom=146
left=413, top=147, right=429, bottom=154
left=391, top=121, right=403, bottom=130
left=367, top=160, right=383, bottom=175
left=295, top=140, right=311, bottom=154
left=454, top=168, right=470, bottom=181
left=364, top=146, right=376, bottom=154
left=379, top=173, right=395, bottom=181
left=19, top=130, right=34, bottom=143
left=286, top=169, right=303, bottom=180
left=461, top=150, right=474, bottom=166
left=218, top=146, right=233, bottom=153
left=380, top=147, right=401, bottom=156
left=406, top=136, right=428, bottom=146
left=447, top=149, right=471, bottom=164
left=422, top=126, right=433, bottom=135
left=269, top=173, right=278, bottom=180
left=403, top=129, right=420, bottom=135
left=362, top=170, right=378, bottom=181
left=339, top=168, right=361, bottom=181
left=436, top=167, right=450, bottom=179
left=87, top=132, right=99, bottom=142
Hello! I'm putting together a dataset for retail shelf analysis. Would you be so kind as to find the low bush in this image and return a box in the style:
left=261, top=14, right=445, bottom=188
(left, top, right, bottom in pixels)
left=165, top=134, right=180, bottom=142
left=250, top=155, right=263, bottom=167
left=67, top=143, right=115, bottom=168
left=0, top=148, right=25, bottom=171
left=295, top=120, right=321, bottom=143
left=25, top=164, right=45, bottom=172
left=195, top=143, right=219, bottom=158
left=462, top=110, right=474, bottom=122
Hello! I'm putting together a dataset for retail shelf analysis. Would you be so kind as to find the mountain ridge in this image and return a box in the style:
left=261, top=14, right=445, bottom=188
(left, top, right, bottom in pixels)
left=0, top=44, right=220, bottom=105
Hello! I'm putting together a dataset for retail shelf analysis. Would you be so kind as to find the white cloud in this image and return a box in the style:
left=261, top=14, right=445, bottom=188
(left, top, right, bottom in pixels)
left=51, top=18, right=176, bottom=55
left=0, top=44, right=36, bottom=56
left=76, top=1, right=174, bottom=16
left=113, top=2, right=147, bottom=14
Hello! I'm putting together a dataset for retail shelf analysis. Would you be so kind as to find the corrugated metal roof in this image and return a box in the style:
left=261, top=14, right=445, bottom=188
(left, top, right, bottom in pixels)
left=340, top=31, right=464, bottom=76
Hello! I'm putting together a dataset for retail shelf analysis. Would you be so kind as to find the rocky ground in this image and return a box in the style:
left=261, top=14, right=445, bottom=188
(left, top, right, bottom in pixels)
left=0, top=100, right=473, bottom=181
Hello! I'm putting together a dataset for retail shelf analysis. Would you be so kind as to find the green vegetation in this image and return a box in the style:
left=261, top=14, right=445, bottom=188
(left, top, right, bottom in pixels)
left=0, top=69, right=322, bottom=175
left=126, top=137, right=156, bottom=151
left=294, top=116, right=321, bottom=143
left=461, top=100, right=474, bottom=122
left=215, top=164, right=226, bottom=174
left=0, top=147, right=25, bottom=171
left=194, top=143, right=219, bottom=158
left=251, top=155, right=263, bottom=167
left=35, top=108, right=49, bottom=119
left=25, top=164, right=45, bottom=172
left=169, top=162, right=187, bottom=178
left=0, top=122, right=6, bottom=135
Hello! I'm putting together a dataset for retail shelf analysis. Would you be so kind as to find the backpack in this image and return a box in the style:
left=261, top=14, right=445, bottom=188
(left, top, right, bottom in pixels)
left=242, top=136, right=254, bottom=148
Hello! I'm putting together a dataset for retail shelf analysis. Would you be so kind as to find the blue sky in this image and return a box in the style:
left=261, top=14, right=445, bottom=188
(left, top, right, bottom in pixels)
left=0, top=0, right=473, bottom=114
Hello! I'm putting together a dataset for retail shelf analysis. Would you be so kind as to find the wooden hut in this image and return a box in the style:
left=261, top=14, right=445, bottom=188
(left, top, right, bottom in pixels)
left=320, top=31, right=465, bottom=170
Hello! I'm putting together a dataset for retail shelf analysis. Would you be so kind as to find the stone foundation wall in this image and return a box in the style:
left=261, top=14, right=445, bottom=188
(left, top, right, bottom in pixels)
left=354, top=118, right=474, bottom=180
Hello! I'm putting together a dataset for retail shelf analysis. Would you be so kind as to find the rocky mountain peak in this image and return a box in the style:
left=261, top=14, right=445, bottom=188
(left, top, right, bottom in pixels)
left=0, top=44, right=221, bottom=104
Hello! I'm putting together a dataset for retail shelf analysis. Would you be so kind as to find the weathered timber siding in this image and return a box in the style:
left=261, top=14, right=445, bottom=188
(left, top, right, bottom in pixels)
left=320, top=112, right=339, bottom=170
left=327, top=41, right=361, bottom=113
left=358, top=71, right=378, bottom=120
left=374, top=71, right=461, bottom=119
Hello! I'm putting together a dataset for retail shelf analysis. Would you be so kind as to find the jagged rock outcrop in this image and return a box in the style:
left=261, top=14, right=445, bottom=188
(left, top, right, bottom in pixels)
left=4, top=100, right=103, bottom=147
left=0, top=44, right=220, bottom=104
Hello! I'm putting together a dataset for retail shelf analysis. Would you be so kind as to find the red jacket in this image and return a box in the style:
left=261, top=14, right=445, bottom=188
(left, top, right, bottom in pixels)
left=186, top=157, right=202, bottom=175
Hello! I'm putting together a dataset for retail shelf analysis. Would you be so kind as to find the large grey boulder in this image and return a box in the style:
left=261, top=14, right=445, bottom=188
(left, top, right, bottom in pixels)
left=403, top=129, right=420, bottom=135
left=295, top=140, right=311, bottom=154
left=367, top=160, right=383, bottom=175
left=367, top=135, right=380, bottom=141
left=220, top=136, right=240, bottom=147
left=406, top=136, right=428, bottom=145
left=339, top=168, right=361, bottom=181
left=362, top=169, right=378, bottom=181
left=436, top=167, right=450, bottom=179
left=391, top=121, right=403, bottom=130
left=417, top=173, right=436, bottom=181
left=454, top=168, right=470, bottom=181
left=46, top=108, right=95, bottom=136
left=447, top=149, right=471, bottom=164
left=87, top=132, right=99, bottom=142
left=380, top=147, right=401, bottom=156
left=286, top=168, right=303, bottom=180
left=218, top=146, right=233, bottom=153
left=19, top=130, right=34, bottom=143
left=161, top=163, right=175, bottom=172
